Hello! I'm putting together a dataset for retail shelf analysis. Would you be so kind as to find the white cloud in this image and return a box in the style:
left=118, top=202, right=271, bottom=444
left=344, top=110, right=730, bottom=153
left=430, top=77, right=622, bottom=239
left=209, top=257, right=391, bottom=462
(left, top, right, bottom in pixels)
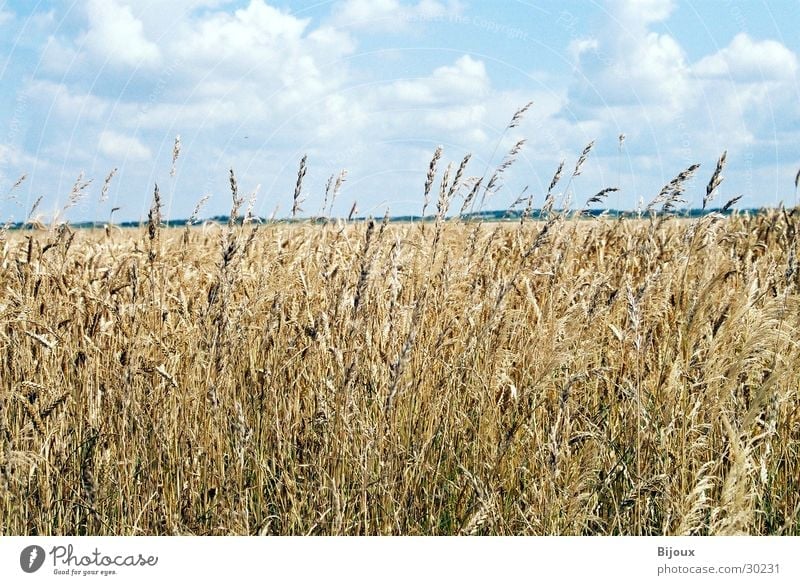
left=569, top=0, right=799, bottom=132
left=568, top=38, right=598, bottom=62
left=607, top=0, right=675, bottom=28
left=28, top=80, right=111, bottom=122
left=167, top=1, right=354, bottom=106
left=694, top=33, right=798, bottom=82
left=132, top=99, right=253, bottom=130
left=335, top=0, right=402, bottom=26
left=40, top=1, right=357, bottom=132
left=131, top=0, right=235, bottom=25
left=379, top=55, right=490, bottom=105
left=0, top=9, right=14, bottom=26
left=98, top=131, right=152, bottom=161
left=570, top=0, right=689, bottom=118
left=333, top=0, right=462, bottom=32
left=0, top=143, right=29, bottom=169
left=562, top=0, right=800, bottom=208
left=83, top=0, right=161, bottom=68
left=7, top=0, right=799, bottom=219
left=187, top=0, right=310, bottom=55
left=40, top=34, right=84, bottom=74
left=423, top=104, right=487, bottom=132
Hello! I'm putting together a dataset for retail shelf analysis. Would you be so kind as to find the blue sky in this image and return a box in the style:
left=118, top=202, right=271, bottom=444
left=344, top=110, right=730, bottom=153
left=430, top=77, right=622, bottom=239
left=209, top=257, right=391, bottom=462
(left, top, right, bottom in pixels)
left=1, top=0, right=798, bottom=222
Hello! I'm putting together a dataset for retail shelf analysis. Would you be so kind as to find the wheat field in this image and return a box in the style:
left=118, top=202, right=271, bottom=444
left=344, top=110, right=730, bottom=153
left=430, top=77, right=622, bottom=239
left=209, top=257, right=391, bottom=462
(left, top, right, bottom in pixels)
left=1, top=168, right=799, bottom=536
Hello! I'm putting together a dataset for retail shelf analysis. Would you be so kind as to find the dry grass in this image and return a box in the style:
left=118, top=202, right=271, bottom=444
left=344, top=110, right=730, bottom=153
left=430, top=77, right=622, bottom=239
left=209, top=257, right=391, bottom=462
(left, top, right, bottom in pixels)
left=0, top=196, right=799, bottom=535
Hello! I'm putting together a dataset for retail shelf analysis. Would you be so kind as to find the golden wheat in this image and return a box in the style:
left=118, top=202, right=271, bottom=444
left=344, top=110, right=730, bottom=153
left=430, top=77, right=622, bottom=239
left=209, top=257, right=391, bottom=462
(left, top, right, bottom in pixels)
left=0, top=200, right=798, bottom=535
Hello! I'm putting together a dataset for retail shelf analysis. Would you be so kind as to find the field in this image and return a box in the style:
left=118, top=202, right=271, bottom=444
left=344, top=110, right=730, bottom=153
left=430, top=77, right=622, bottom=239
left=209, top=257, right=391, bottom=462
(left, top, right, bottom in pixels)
left=1, top=186, right=800, bottom=535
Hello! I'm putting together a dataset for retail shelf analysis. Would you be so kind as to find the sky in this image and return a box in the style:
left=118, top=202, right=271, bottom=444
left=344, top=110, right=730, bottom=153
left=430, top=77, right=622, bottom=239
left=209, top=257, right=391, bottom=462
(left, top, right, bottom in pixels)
left=0, top=0, right=799, bottom=222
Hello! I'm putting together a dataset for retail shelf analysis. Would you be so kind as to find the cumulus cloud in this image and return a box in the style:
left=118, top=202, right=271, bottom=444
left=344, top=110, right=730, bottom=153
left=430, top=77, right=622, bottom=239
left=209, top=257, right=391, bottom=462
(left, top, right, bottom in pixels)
left=567, top=0, right=799, bottom=134
left=607, top=0, right=676, bottom=28
left=39, top=1, right=357, bottom=134
left=83, top=0, right=161, bottom=68
left=0, top=9, right=13, bottom=26
left=694, top=33, right=799, bottom=82
left=333, top=0, right=462, bottom=32
left=562, top=0, right=800, bottom=208
left=0, top=143, right=29, bottom=169
left=423, top=104, right=486, bottom=133
left=379, top=55, right=490, bottom=105
left=28, top=80, right=111, bottom=122
left=98, top=131, right=152, bottom=161
left=569, top=0, right=689, bottom=118
left=154, top=0, right=356, bottom=124
left=132, top=0, right=235, bottom=25
left=40, top=35, right=82, bottom=74
left=692, top=33, right=799, bottom=140
left=22, top=0, right=484, bottom=164
left=5, top=0, right=799, bottom=219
